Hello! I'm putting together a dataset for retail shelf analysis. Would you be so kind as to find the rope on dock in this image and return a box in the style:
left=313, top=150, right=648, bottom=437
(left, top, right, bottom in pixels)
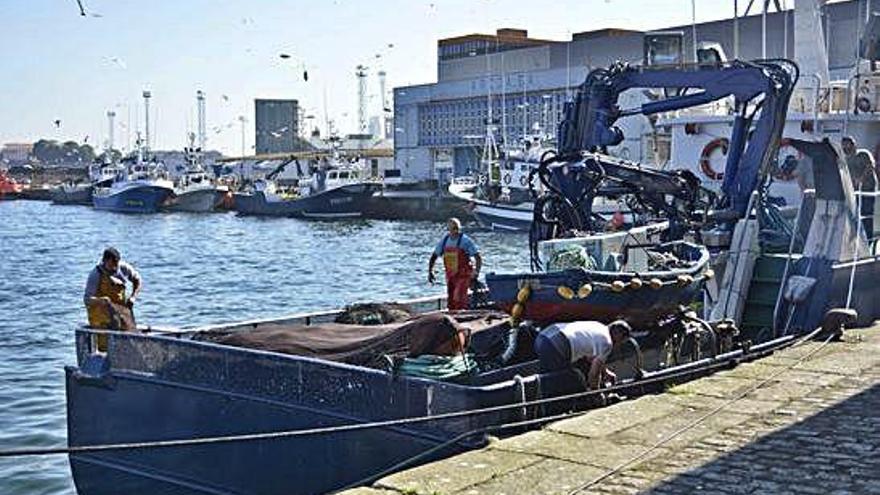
left=566, top=326, right=834, bottom=495
left=0, top=330, right=819, bottom=460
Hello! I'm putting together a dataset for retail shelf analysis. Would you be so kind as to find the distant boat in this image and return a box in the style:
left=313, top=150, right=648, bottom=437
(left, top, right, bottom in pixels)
left=0, top=170, right=24, bottom=199
left=50, top=181, right=92, bottom=205
left=92, top=159, right=174, bottom=214
left=163, top=135, right=224, bottom=213
left=235, top=163, right=378, bottom=218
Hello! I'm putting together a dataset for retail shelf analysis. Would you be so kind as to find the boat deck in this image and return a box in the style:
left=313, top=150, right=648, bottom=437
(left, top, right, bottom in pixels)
left=342, top=322, right=880, bottom=495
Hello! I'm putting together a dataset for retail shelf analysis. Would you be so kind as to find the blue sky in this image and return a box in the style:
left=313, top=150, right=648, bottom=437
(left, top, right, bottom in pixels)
left=0, top=0, right=747, bottom=155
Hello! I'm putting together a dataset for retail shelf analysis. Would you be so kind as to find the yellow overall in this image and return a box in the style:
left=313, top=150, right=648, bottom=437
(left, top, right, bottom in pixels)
left=86, top=267, right=127, bottom=351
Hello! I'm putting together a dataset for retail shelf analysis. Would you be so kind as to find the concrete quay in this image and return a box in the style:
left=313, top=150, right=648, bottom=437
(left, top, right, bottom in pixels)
left=343, top=324, right=880, bottom=495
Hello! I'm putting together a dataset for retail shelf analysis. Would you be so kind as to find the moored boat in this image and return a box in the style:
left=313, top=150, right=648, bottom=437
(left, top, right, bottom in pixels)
left=51, top=181, right=93, bottom=205
left=92, top=158, right=174, bottom=214
left=235, top=165, right=378, bottom=218
left=65, top=302, right=599, bottom=495
left=0, top=170, right=23, bottom=199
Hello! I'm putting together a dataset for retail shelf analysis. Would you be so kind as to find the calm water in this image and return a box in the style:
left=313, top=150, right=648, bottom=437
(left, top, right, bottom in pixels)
left=0, top=200, right=528, bottom=495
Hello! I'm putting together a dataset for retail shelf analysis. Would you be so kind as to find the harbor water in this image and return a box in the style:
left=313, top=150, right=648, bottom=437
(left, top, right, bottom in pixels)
left=0, top=200, right=528, bottom=495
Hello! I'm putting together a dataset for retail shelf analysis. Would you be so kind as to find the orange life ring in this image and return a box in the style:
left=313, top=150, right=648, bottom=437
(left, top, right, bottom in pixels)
left=699, top=138, right=728, bottom=181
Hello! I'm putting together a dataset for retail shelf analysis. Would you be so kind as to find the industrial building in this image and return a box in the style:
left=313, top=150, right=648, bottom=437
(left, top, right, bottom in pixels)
left=254, top=99, right=300, bottom=154
left=393, top=0, right=871, bottom=181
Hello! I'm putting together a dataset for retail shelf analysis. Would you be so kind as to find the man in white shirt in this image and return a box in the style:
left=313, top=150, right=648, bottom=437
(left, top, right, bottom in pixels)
left=534, top=320, right=631, bottom=390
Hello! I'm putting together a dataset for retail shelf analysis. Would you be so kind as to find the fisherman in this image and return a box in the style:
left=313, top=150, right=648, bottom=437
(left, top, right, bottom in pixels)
left=841, top=136, right=877, bottom=191
left=83, top=248, right=141, bottom=347
left=428, top=218, right=482, bottom=310
left=842, top=137, right=877, bottom=235
left=534, top=320, right=631, bottom=391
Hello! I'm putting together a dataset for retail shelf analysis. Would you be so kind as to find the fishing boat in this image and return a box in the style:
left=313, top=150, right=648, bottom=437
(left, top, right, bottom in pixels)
left=65, top=301, right=608, bottom=495
left=486, top=223, right=711, bottom=327
left=163, top=135, right=223, bottom=213
left=92, top=157, right=174, bottom=213
left=234, top=162, right=378, bottom=218
left=0, top=170, right=23, bottom=199
left=50, top=180, right=92, bottom=205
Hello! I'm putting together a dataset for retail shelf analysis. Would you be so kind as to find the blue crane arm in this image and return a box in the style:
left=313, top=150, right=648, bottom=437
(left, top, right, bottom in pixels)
left=557, top=60, right=798, bottom=217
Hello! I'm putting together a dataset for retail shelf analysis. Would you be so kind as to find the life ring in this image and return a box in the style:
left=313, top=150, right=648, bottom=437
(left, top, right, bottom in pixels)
left=519, top=175, right=528, bottom=187
left=503, top=173, right=512, bottom=185
left=772, top=138, right=801, bottom=182
left=699, top=138, right=728, bottom=181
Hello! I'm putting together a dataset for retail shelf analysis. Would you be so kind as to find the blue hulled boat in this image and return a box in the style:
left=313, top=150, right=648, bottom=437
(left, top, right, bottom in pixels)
left=65, top=303, right=597, bottom=495
left=92, top=154, right=174, bottom=214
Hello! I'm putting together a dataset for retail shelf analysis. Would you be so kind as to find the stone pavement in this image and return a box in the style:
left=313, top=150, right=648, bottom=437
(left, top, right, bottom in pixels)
left=342, top=325, right=880, bottom=495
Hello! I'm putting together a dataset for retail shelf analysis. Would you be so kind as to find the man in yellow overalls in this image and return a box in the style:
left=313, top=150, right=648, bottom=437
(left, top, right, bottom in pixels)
left=84, top=247, right=141, bottom=349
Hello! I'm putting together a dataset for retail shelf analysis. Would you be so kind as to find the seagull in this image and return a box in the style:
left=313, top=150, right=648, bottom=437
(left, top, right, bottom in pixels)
left=221, top=94, right=229, bottom=102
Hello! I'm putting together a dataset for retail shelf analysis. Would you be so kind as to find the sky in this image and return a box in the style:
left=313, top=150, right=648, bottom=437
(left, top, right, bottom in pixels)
left=0, top=0, right=750, bottom=156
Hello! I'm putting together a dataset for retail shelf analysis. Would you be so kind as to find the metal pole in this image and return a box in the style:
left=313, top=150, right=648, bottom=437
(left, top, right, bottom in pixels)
left=762, top=0, right=768, bottom=59
left=734, top=0, right=740, bottom=59
left=142, top=90, right=151, bottom=155
left=238, top=116, right=246, bottom=157
left=196, top=90, right=206, bottom=151
left=692, top=0, right=699, bottom=62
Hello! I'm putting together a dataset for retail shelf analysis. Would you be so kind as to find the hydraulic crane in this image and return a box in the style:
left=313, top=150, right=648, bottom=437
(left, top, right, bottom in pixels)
left=530, top=59, right=798, bottom=248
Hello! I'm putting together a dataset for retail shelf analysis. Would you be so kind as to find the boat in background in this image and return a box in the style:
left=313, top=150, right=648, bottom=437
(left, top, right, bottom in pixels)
left=0, top=170, right=23, bottom=199
left=163, top=133, right=224, bottom=213
left=92, top=137, right=174, bottom=214
left=235, top=159, right=378, bottom=218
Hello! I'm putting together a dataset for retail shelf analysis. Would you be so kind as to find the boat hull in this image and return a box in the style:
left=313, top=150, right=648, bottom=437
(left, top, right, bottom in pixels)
left=487, top=269, right=706, bottom=327
left=164, top=188, right=219, bottom=213
left=487, top=241, right=710, bottom=328
left=235, top=183, right=378, bottom=218
left=472, top=202, right=533, bottom=231
left=93, top=185, right=174, bottom=213
left=51, top=186, right=93, bottom=205
left=65, top=330, right=583, bottom=495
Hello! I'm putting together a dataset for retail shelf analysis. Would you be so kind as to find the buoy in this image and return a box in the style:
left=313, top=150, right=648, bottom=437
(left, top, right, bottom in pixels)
left=629, top=278, right=643, bottom=290
left=577, top=283, right=593, bottom=299
left=649, top=278, right=663, bottom=289
left=516, top=286, right=532, bottom=304
left=611, top=280, right=626, bottom=292
left=557, top=286, right=575, bottom=300
left=703, top=269, right=715, bottom=280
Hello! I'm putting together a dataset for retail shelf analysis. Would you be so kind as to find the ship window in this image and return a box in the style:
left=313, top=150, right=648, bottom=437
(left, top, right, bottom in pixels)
left=338, top=171, right=350, bottom=179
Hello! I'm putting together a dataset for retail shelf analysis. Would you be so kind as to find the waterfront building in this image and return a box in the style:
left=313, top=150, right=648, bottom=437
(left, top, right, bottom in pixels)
left=394, top=0, right=870, bottom=181
left=1, top=143, right=33, bottom=164
left=255, top=99, right=300, bottom=154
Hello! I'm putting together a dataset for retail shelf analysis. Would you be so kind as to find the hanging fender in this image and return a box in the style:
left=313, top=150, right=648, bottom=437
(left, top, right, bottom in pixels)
left=699, top=138, right=728, bottom=181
